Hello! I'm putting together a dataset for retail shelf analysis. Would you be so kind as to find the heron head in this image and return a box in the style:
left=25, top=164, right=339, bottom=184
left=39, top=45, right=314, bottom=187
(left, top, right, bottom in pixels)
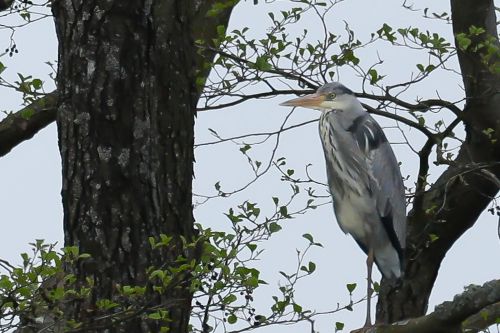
left=280, top=82, right=356, bottom=111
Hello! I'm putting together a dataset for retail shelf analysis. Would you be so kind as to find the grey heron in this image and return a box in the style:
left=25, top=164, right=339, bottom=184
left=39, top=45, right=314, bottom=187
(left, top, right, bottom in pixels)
left=280, top=82, right=406, bottom=327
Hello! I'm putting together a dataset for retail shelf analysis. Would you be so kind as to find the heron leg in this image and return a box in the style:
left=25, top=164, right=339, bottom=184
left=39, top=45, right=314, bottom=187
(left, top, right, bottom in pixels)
left=364, top=247, right=374, bottom=327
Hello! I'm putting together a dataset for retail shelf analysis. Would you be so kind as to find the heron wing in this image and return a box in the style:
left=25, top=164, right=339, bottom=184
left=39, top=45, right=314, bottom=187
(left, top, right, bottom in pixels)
left=346, top=114, right=406, bottom=250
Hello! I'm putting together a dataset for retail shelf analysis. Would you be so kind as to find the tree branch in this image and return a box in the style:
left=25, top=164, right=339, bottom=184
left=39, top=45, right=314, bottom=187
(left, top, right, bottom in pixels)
left=198, top=89, right=313, bottom=111
left=199, top=45, right=319, bottom=90
left=0, top=92, right=57, bottom=157
left=362, top=103, right=435, bottom=138
left=462, top=301, right=500, bottom=332
left=358, top=93, right=463, bottom=117
left=370, top=279, right=500, bottom=333
left=377, top=0, right=500, bottom=323
left=1, top=2, right=236, bottom=159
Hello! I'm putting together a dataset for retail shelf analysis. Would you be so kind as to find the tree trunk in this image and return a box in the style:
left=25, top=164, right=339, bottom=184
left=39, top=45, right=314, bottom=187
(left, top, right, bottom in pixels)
left=52, top=1, right=207, bottom=331
left=376, top=0, right=500, bottom=323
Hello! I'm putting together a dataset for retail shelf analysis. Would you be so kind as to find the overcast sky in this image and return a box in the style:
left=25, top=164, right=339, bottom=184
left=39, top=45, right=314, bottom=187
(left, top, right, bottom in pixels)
left=1, top=1, right=499, bottom=332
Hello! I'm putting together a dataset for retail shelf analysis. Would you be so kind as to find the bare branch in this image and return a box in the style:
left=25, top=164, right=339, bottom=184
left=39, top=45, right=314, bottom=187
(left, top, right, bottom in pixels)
left=197, top=89, right=313, bottom=111
left=198, top=45, right=319, bottom=90
left=195, top=119, right=317, bottom=147
left=362, top=103, right=435, bottom=138
left=359, top=93, right=463, bottom=117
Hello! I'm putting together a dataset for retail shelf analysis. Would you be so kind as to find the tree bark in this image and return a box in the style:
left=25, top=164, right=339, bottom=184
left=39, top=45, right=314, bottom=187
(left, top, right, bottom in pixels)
left=365, top=280, right=500, bottom=333
left=51, top=1, right=233, bottom=331
left=376, top=0, right=500, bottom=324
left=0, top=0, right=13, bottom=11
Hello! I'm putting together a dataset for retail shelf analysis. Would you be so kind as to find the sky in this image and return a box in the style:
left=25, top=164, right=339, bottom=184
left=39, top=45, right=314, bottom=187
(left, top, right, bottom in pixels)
left=0, top=0, right=499, bottom=332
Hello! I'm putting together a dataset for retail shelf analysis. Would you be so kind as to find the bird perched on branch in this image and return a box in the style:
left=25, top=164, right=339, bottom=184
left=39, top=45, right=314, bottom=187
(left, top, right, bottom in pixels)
left=280, top=82, right=406, bottom=327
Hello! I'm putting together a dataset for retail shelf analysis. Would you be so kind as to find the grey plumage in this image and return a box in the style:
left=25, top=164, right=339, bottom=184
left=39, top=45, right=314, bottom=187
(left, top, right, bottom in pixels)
left=319, top=106, right=405, bottom=278
left=281, top=82, right=406, bottom=326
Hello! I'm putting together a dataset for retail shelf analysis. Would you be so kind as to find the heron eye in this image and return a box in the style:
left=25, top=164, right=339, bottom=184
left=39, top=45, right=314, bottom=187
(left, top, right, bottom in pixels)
left=327, top=93, right=336, bottom=100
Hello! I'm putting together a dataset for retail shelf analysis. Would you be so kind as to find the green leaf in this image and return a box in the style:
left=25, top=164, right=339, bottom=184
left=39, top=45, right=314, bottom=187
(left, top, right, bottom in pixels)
left=456, top=33, right=471, bottom=50
left=293, top=303, right=302, bottom=313
left=335, top=321, right=345, bottom=331
left=225, top=208, right=243, bottom=223
left=346, top=283, right=357, bottom=293
left=159, top=234, right=172, bottom=246
left=269, top=222, right=282, bottom=233
left=32, top=78, right=42, bottom=90
left=18, top=286, right=31, bottom=297
left=308, top=261, right=316, bottom=273
left=216, top=25, right=226, bottom=38
left=418, top=116, right=425, bottom=126
left=279, top=205, right=289, bottom=217
left=0, top=276, right=14, bottom=290
left=20, top=11, right=30, bottom=21
left=227, top=314, right=237, bottom=324
left=21, top=252, right=29, bottom=266
left=254, top=56, right=272, bottom=71
left=429, top=233, right=439, bottom=242
left=64, top=246, right=79, bottom=257
left=206, top=1, right=238, bottom=17
left=255, top=314, right=266, bottom=322
left=78, top=253, right=91, bottom=259
left=150, top=269, right=165, bottom=280
left=245, top=276, right=259, bottom=288
left=239, top=144, right=251, bottom=154
left=196, top=76, right=206, bottom=88
left=469, top=25, right=486, bottom=35
left=122, top=285, right=134, bottom=295
left=148, top=312, right=162, bottom=320
left=20, top=108, right=35, bottom=120
left=247, top=243, right=257, bottom=252
left=96, top=299, right=119, bottom=310
left=368, top=69, right=379, bottom=84
left=148, top=237, right=156, bottom=248
left=302, top=233, right=314, bottom=243
left=426, top=64, right=436, bottom=72
left=223, top=294, right=237, bottom=304
left=377, top=23, right=396, bottom=43
left=213, top=281, right=224, bottom=291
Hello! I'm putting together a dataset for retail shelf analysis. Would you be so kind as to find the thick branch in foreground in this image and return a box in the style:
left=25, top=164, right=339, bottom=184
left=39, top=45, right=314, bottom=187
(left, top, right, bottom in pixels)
left=462, top=301, right=500, bottom=332
left=370, top=280, right=500, bottom=333
left=0, top=92, right=57, bottom=157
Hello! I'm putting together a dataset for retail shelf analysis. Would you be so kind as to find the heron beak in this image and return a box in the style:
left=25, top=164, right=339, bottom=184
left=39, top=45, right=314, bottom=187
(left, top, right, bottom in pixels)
left=280, top=93, right=325, bottom=109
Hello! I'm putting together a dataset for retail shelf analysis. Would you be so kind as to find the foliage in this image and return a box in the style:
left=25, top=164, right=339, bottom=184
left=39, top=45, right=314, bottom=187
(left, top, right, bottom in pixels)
left=1, top=0, right=500, bottom=332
